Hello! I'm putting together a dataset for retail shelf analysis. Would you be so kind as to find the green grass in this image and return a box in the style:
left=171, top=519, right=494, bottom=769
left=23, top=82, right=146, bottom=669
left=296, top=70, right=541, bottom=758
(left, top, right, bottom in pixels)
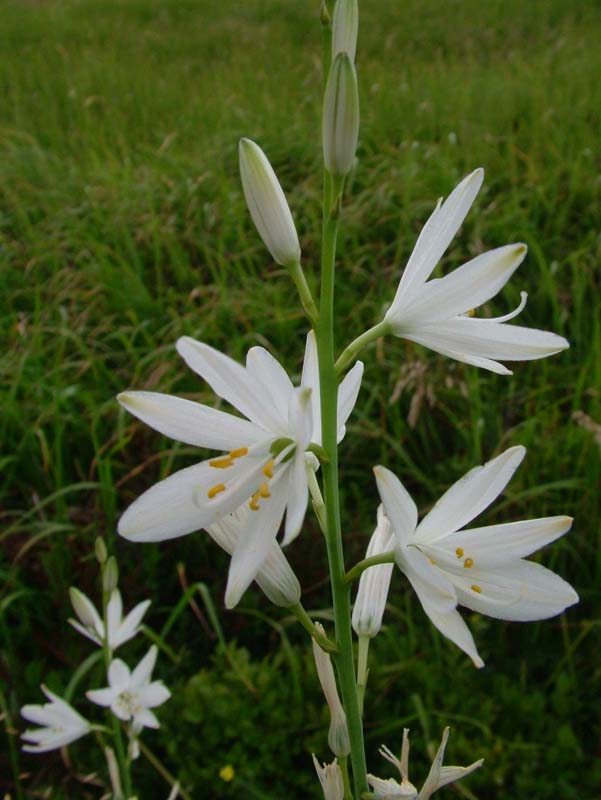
left=1, top=0, right=600, bottom=797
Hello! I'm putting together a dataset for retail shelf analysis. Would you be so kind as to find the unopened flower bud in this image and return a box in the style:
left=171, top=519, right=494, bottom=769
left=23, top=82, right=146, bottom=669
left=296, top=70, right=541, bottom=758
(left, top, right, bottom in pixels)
left=312, top=754, right=344, bottom=800
left=208, top=509, right=301, bottom=609
left=332, top=0, right=358, bottom=63
left=312, top=623, right=350, bottom=757
left=103, top=556, right=119, bottom=593
left=69, top=587, right=99, bottom=628
left=352, top=505, right=394, bottom=638
left=323, top=52, right=359, bottom=177
left=239, top=138, right=301, bottom=267
left=95, top=537, right=107, bottom=564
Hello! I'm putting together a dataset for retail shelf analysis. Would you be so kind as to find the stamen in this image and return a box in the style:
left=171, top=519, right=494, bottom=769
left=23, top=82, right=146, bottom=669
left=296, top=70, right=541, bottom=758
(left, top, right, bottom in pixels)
left=484, top=291, right=528, bottom=323
left=471, top=584, right=482, bottom=593
left=455, top=547, right=464, bottom=558
left=259, top=482, right=271, bottom=498
left=466, top=308, right=476, bottom=317
left=209, top=456, right=234, bottom=469
left=208, top=483, right=226, bottom=499
left=429, top=558, right=436, bottom=565
left=229, top=447, right=249, bottom=459
left=463, top=557, right=474, bottom=569
left=249, top=490, right=261, bottom=511
left=263, top=460, right=274, bottom=478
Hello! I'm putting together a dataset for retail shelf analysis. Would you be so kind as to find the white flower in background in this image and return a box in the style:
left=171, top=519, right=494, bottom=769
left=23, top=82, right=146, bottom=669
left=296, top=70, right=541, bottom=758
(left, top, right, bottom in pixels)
left=118, top=331, right=363, bottom=608
left=323, top=52, right=360, bottom=177
left=352, top=504, right=395, bottom=638
left=69, top=587, right=150, bottom=652
left=312, top=622, right=350, bottom=757
left=381, top=169, right=569, bottom=374
left=87, top=646, right=170, bottom=740
left=374, top=446, right=578, bottom=667
left=332, top=0, right=358, bottom=63
left=367, top=727, right=483, bottom=799
left=207, top=507, right=301, bottom=608
left=21, top=686, right=91, bottom=753
left=312, top=754, right=345, bottom=800
left=239, top=137, right=301, bottom=268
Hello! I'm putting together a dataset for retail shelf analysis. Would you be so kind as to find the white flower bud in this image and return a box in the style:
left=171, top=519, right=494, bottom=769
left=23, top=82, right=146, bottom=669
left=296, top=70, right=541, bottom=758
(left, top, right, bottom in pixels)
left=95, top=537, right=107, bottom=564
left=323, top=52, right=359, bottom=177
left=69, top=587, right=100, bottom=629
left=239, top=138, right=301, bottom=267
left=312, top=754, right=345, bottom=800
left=103, top=556, right=119, bottom=593
left=332, top=0, right=358, bottom=63
left=207, top=509, right=301, bottom=609
left=352, top=505, right=395, bottom=638
left=312, top=623, right=350, bottom=757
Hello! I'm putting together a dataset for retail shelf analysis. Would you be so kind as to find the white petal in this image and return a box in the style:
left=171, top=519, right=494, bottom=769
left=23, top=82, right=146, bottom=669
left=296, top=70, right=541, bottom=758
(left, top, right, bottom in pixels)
left=415, top=446, right=526, bottom=544
left=409, top=575, right=484, bottom=668
left=283, top=449, right=309, bottom=545
left=131, top=646, right=158, bottom=687
left=425, top=516, right=573, bottom=567
left=337, top=360, right=364, bottom=442
left=106, top=590, right=123, bottom=644
left=418, top=727, right=449, bottom=800
left=69, top=588, right=102, bottom=631
left=402, top=243, right=527, bottom=324
left=301, top=330, right=321, bottom=442
left=134, top=707, right=160, bottom=729
left=118, top=391, right=265, bottom=450
left=452, top=559, right=579, bottom=621
left=86, top=687, right=117, bottom=708
left=289, top=386, right=314, bottom=451
left=246, top=346, right=293, bottom=430
left=401, top=548, right=457, bottom=614
left=108, top=659, right=131, bottom=691
left=399, top=330, right=513, bottom=375
left=373, top=466, right=418, bottom=547
left=21, top=704, right=55, bottom=727
left=176, top=337, right=281, bottom=432
left=115, top=599, right=151, bottom=647
left=388, top=169, right=484, bottom=313
left=410, top=317, right=569, bottom=364
left=68, top=619, right=102, bottom=646
left=225, top=474, right=288, bottom=608
left=138, top=682, right=171, bottom=708
left=436, top=761, right=484, bottom=790
left=118, top=449, right=269, bottom=542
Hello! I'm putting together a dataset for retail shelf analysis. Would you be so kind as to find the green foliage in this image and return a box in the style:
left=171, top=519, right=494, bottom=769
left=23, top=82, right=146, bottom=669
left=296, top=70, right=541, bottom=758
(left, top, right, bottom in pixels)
left=1, top=0, right=600, bottom=797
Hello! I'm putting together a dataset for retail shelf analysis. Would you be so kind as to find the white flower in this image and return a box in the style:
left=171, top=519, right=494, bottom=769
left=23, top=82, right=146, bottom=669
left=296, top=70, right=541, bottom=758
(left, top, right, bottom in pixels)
left=239, top=138, right=301, bottom=267
left=382, top=169, right=569, bottom=374
left=312, top=622, right=350, bottom=757
left=352, top=504, right=395, bottom=638
left=323, top=52, right=360, bottom=177
left=332, top=0, right=358, bottom=63
left=374, top=446, right=578, bottom=667
left=21, top=686, right=90, bottom=753
left=118, top=331, right=363, bottom=608
left=367, top=727, right=483, bottom=799
left=69, top=588, right=150, bottom=652
left=312, top=754, right=345, bottom=800
left=87, top=646, right=170, bottom=735
left=207, top=507, right=301, bottom=608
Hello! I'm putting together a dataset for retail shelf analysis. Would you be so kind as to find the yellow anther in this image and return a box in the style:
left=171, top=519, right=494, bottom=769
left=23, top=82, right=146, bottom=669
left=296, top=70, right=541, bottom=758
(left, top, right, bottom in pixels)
left=429, top=558, right=436, bottom=565
left=219, top=765, right=235, bottom=782
left=209, top=456, right=234, bottom=469
left=208, top=483, right=226, bottom=499
left=455, top=547, right=464, bottom=558
left=467, top=308, right=476, bottom=317
left=229, top=447, right=249, bottom=459
left=259, top=482, right=271, bottom=498
left=263, top=460, right=274, bottom=478
left=249, top=489, right=261, bottom=511
left=471, top=584, right=482, bottom=593
left=464, top=557, right=474, bottom=569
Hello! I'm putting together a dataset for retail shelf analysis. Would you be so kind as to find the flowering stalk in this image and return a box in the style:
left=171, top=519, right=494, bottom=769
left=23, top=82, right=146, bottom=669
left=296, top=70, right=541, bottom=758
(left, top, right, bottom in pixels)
left=317, top=161, right=368, bottom=794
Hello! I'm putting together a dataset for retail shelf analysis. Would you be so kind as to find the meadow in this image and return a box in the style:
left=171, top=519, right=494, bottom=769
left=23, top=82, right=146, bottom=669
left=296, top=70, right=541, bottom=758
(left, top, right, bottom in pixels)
left=1, top=0, right=600, bottom=797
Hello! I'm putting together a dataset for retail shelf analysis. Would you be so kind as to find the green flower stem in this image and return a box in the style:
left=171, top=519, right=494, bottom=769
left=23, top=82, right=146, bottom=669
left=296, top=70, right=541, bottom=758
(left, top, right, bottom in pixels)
left=344, top=551, right=396, bottom=585
left=356, top=636, right=370, bottom=716
left=340, top=756, right=353, bottom=800
left=335, top=320, right=390, bottom=375
left=289, top=261, right=319, bottom=324
left=290, top=603, right=338, bottom=654
left=316, top=170, right=368, bottom=799
left=101, top=576, right=133, bottom=799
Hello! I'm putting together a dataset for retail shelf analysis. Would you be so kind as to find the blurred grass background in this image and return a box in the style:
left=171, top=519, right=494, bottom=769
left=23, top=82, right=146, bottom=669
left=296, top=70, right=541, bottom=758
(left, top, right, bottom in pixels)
left=1, top=0, right=600, bottom=797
